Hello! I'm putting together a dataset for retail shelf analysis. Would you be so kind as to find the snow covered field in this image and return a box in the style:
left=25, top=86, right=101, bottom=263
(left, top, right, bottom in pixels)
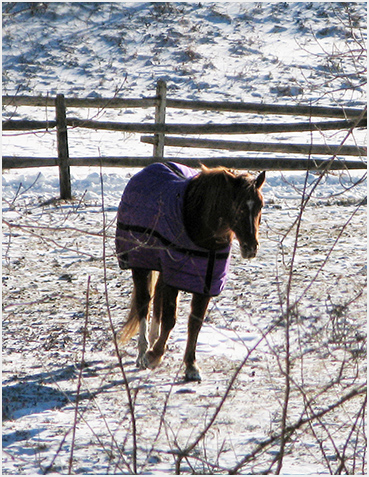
left=2, top=2, right=367, bottom=475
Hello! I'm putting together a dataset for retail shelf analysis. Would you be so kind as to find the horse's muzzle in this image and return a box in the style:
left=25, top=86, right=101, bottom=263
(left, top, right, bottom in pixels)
left=240, top=244, right=258, bottom=259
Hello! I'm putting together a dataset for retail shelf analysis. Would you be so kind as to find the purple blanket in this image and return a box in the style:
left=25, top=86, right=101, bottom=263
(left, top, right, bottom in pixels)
left=115, top=162, right=231, bottom=296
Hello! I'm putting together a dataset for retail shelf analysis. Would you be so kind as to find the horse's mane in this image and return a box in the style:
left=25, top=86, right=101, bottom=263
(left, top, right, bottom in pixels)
left=185, top=166, right=229, bottom=217
left=188, top=164, right=254, bottom=213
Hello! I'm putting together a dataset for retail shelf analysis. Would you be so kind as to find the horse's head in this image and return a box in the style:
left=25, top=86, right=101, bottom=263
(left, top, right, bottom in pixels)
left=184, top=166, right=265, bottom=254
left=231, top=171, right=265, bottom=259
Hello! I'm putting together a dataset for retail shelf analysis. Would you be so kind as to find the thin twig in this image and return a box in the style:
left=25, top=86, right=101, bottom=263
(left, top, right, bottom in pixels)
left=229, top=385, right=366, bottom=474
left=99, top=164, right=138, bottom=474
left=68, top=275, right=91, bottom=474
left=174, top=316, right=285, bottom=474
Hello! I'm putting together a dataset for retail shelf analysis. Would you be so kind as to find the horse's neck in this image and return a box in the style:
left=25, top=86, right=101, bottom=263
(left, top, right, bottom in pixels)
left=183, top=180, right=233, bottom=250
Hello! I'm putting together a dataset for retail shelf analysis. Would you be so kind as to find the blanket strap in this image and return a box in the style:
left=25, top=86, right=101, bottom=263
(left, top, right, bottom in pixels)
left=204, top=250, right=216, bottom=295
left=117, top=223, right=229, bottom=259
left=164, top=161, right=189, bottom=179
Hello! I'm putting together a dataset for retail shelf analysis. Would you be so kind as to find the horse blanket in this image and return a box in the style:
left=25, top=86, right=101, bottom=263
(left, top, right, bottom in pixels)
left=115, top=162, right=231, bottom=296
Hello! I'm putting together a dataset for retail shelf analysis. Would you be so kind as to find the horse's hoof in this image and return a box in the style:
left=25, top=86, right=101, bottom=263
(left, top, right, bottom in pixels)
left=136, top=355, right=148, bottom=370
left=143, top=350, right=162, bottom=369
left=185, top=364, right=202, bottom=382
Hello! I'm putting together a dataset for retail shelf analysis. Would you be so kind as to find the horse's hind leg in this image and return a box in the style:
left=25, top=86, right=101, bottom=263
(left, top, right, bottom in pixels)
left=184, top=293, right=211, bottom=381
left=132, top=268, right=154, bottom=369
left=148, top=272, right=163, bottom=347
left=144, top=283, right=179, bottom=369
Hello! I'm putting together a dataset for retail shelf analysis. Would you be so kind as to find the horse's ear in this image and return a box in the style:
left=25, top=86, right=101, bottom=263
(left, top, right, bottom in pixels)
left=255, top=171, right=266, bottom=190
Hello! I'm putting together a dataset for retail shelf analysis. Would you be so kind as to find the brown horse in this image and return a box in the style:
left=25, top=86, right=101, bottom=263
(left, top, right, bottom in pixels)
left=116, top=162, right=265, bottom=381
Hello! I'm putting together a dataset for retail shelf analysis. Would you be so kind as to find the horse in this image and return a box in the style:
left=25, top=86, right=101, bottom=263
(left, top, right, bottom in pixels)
left=115, top=161, right=265, bottom=381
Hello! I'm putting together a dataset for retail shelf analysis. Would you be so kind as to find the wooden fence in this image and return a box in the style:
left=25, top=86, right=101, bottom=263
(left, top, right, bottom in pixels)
left=3, top=80, right=367, bottom=199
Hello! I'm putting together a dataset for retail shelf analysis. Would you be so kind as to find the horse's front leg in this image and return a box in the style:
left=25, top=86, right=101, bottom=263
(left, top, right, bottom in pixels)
left=184, top=293, right=211, bottom=382
left=132, top=268, right=153, bottom=369
left=144, top=283, right=179, bottom=369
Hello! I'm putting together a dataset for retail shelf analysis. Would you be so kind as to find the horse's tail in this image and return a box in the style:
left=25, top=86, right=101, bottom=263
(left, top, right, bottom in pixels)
left=117, top=271, right=158, bottom=345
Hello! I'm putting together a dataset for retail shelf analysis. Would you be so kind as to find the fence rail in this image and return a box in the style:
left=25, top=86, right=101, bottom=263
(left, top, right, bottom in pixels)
left=2, top=81, right=367, bottom=199
left=140, top=135, right=365, bottom=156
left=3, top=117, right=367, bottom=134
left=3, top=94, right=366, bottom=118
left=3, top=156, right=365, bottom=171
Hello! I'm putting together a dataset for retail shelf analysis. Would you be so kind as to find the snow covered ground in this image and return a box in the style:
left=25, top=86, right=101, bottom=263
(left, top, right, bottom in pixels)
left=2, top=2, right=367, bottom=475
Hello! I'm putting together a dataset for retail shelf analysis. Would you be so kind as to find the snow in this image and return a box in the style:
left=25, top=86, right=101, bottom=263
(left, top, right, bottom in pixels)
left=2, top=2, right=367, bottom=475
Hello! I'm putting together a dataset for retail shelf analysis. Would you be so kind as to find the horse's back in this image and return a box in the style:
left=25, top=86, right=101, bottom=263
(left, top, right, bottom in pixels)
left=118, top=162, right=195, bottom=231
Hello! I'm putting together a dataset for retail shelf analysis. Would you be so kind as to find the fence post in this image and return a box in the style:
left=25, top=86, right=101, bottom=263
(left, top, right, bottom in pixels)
left=55, top=94, right=72, bottom=199
left=153, top=79, right=167, bottom=158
